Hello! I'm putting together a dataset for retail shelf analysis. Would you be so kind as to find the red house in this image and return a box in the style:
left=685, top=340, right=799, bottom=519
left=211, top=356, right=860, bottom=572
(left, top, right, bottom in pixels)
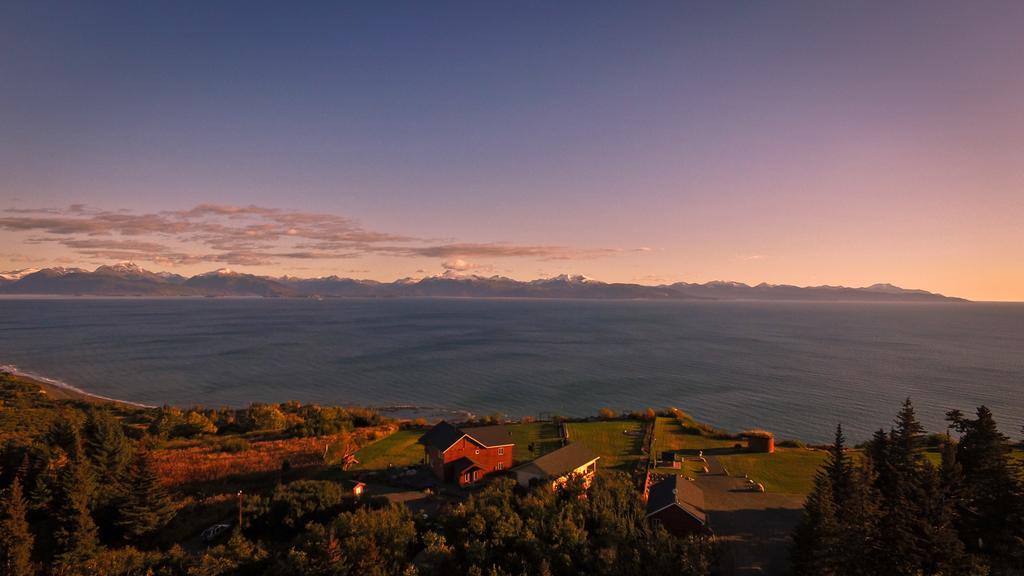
left=418, top=421, right=514, bottom=487
left=645, top=476, right=709, bottom=536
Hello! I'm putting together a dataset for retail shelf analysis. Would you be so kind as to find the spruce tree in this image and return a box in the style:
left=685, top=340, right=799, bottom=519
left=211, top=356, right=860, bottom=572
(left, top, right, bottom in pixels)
left=891, top=397, right=925, bottom=472
left=52, top=433, right=99, bottom=567
left=947, top=406, right=1024, bottom=573
left=791, top=473, right=840, bottom=575
left=835, top=458, right=883, bottom=576
left=824, top=423, right=850, bottom=508
left=117, top=449, right=176, bottom=541
left=0, top=476, right=34, bottom=576
left=83, top=408, right=133, bottom=489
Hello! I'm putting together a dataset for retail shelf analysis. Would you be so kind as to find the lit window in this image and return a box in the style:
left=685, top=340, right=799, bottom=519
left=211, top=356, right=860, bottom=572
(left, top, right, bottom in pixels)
left=497, top=462, right=503, bottom=470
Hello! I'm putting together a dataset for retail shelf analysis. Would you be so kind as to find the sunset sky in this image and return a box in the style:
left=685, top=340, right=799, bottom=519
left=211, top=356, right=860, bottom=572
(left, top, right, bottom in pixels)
left=2, top=1, right=1022, bottom=300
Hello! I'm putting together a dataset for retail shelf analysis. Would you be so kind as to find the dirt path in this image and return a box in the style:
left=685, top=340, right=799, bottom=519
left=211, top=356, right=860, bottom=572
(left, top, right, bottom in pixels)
left=697, top=456, right=804, bottom=576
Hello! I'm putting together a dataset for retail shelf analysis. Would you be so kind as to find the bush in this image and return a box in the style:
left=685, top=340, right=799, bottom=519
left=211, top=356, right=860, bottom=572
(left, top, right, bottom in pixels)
left=267, top=480, right=348, bottom=529
left=216, top=437, right=251, bottom=453
left=777, top=439, right=806, bottom=448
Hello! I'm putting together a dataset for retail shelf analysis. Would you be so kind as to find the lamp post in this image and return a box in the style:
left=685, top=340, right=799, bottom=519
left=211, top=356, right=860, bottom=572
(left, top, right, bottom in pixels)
left=237, top=490, right=243, bottom=530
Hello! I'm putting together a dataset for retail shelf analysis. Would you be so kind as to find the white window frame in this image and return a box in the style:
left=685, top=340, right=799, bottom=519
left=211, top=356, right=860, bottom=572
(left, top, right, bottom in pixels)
left=498, top=447, right=504, bottom=455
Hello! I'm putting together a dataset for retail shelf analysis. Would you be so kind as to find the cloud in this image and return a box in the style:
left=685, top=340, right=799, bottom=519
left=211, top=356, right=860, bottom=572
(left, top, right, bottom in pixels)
left=0, top=204, right=619, bottom=269
left=442, top=258, right=474, bottom=271
left=440, top=258, right=496, bottom=273
left=738, top=254, right=768, bottom=261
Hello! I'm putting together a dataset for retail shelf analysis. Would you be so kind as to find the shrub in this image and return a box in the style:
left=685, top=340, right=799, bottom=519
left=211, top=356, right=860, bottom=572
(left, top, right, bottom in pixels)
left=777, top=439, right=806, bottom=448
left=216, top=437, right=251, bottom=454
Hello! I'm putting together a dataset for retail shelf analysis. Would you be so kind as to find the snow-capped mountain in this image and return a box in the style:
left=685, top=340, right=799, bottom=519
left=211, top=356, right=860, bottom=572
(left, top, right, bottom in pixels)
left=0, top=263, right=968, bottom=301
left=0, top=268, right=40, bottom=281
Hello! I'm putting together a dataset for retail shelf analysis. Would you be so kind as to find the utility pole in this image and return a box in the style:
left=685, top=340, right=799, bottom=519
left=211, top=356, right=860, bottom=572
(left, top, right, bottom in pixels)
left=237, top=490, right=243, bottom=530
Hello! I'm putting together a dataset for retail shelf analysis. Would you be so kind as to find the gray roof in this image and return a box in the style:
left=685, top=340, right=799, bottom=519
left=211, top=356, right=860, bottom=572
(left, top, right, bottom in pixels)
left=418, top=421, right=465, bottom=451
left=418, top=421, right=514, bottom=451
left=461, top=424, right=514, bottom=447
left=518, top=442, right=598, bottom=478
left=646, top=476, right=706, bottom=524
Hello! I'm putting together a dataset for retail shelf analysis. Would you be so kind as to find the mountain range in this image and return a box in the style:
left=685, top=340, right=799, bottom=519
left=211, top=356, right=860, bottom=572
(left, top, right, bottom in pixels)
left=0, top=263, right=968, bottom=302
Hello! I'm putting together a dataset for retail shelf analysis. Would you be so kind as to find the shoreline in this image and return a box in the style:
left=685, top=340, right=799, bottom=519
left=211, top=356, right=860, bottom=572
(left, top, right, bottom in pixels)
left=0, top=364, right=154, bottom=408
left=0, top=364, right=473, bottom=419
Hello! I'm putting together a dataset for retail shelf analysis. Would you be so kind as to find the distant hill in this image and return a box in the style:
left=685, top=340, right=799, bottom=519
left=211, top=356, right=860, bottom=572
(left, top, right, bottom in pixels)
left=668, top=281, right=968, bottom=302
left=0, top=263, right=968, bottom=302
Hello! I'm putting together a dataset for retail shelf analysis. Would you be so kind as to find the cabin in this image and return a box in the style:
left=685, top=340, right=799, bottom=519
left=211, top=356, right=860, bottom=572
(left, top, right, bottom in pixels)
left=418, top=421, right=514, bottom=487
left=512, top=442, right=599, bottom=490
left=645, top=475, right=708, bottom=536
left=742, top=430, right=775, bottom=453
left=341, top=479, right=366, bottom=497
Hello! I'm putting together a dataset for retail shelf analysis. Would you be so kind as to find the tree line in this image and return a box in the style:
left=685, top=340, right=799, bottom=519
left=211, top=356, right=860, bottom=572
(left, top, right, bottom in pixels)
left=791, top=399, right=1024, bottom=576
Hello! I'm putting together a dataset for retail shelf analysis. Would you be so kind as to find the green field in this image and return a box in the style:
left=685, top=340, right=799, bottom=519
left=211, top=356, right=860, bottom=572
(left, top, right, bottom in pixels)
left=507, top=422, right=563, bottom=463
left=716, top=448, right=829, bottom=494
left=651, top=417, right=742, bottom=474
left=652, top=417, right=740, bottom=454
left=565, top=420, right=645, bottom=470
left=352, top=428, right=425, bottom=470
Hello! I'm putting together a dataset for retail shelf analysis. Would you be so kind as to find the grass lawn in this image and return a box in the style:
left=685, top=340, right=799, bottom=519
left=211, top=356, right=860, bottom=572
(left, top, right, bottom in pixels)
left=716, top=447, right=828, bottom=495
left=351, top=428, right=425, bottom=470
left=652, top=416, right=741, bottom=455
left=507, top=422, right=562, bottom=463
left=565, top=420, right=645, bottom=470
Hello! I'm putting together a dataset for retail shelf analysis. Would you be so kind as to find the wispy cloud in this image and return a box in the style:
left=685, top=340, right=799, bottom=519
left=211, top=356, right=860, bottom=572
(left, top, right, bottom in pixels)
left=0, top=204, right=619, bottom=268
left=738, top=254, right=768, bottom=261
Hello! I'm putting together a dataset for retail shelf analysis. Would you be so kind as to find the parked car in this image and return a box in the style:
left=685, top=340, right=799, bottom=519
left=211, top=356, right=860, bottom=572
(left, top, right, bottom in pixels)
left=201, top=523, right=232, bottom=543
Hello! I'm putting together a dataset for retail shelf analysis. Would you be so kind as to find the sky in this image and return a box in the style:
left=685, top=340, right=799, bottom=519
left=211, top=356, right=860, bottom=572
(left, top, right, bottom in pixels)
left=1, top=1, right=1022, bottom=301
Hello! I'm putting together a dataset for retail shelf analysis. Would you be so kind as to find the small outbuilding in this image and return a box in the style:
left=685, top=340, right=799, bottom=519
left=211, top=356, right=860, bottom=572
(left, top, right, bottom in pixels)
left=342, top=479, right=366, bottom=497
left=741, top=430, right=775, bottom=453
left=645, top=475, right=708, bottom=536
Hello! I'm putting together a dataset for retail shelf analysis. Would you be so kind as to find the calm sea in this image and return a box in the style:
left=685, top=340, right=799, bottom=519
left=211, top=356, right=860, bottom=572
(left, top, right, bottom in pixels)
left=0, top=297, right=1021, bottom=443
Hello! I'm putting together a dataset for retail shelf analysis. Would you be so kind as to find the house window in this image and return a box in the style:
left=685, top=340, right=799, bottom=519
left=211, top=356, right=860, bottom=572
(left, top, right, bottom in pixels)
left=464, top=473, right=470, bottom=483
left=496, top=461, right=503, bottom=470
left=475, top=448, right=480, bottom=455
left=498, top=447, right=504, bottom=455
left=472, top=470, right=480, bottom=481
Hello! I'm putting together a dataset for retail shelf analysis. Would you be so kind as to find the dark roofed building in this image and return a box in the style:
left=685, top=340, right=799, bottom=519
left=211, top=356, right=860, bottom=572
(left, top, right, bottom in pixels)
left=512, top=442, right=599, bottom=489
left=418, top=421, right=514, bottom=485
left=419, top=421, right=465, bottom=453
left=645, top=476, right=708, bottom=536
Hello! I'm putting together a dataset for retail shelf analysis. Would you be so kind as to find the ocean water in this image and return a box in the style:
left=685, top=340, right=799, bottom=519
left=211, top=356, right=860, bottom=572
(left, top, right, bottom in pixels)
left=0, top=297, right=1021, bottom=444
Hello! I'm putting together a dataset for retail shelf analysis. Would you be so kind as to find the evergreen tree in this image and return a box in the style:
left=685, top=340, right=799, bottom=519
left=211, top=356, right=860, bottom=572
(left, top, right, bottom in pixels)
left=824, top=424, right=850, bottom=508
left=52, top=434, right=100, bottom=567
left=917, top=459, right=969, bottom=574
left=866, top=428, right=893, bottom=498
left=116, top=450, right=176, bottom=541
left=947, top=406, right=1024, bottom=573
left=835, top=458, right=883, bottom=576
left=0, top=476, right=34, bottom=576
left=891, top=397, right=926, bottom=472
left=790, top=473, right=840, bottom=575
left=83, top=408, right=133, bottom=489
